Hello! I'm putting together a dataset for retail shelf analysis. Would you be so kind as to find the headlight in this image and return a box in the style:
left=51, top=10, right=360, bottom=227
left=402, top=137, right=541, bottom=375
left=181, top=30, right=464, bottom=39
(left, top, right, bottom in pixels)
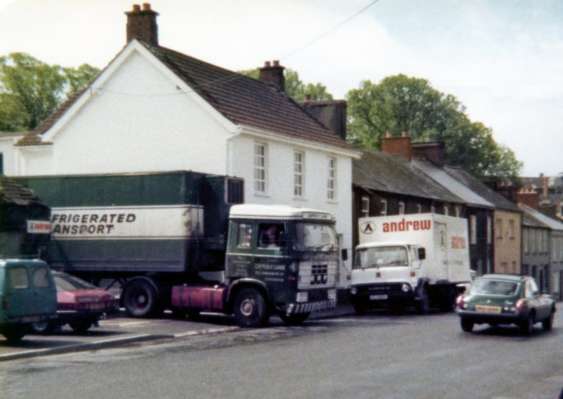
left=328, top=289, right=337, bottom=301
left=401, top=283, right=410, bottom=293
left=296, top=292, right=308, bottom=303
left=350, top=287, right=358, bottom=295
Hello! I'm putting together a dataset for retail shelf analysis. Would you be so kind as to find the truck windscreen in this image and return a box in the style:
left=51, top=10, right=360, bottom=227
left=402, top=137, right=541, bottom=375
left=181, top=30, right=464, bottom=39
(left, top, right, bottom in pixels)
left=354, top=246, right=409, bottom=269
left=295, top=223, right=337, bottom=252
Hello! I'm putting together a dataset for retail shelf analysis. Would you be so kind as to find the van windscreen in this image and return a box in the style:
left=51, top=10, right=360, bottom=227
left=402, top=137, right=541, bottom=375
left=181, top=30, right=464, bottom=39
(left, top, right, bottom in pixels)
left=354, top=246, right=409, bottom=269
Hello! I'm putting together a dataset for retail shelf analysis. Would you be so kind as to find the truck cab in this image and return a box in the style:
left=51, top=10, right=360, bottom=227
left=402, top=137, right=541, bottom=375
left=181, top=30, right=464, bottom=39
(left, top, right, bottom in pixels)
left=172, top=205, right=339, bottom=327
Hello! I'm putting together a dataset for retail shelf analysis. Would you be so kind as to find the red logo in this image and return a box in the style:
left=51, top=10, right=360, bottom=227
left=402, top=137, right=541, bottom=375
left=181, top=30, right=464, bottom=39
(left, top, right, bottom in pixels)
left=382, top=219, right=432, bottom=233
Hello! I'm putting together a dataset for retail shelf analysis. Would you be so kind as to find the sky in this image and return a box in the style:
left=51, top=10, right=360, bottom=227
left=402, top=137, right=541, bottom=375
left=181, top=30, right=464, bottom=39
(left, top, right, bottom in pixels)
left=0, top=0, right=561, bottom=177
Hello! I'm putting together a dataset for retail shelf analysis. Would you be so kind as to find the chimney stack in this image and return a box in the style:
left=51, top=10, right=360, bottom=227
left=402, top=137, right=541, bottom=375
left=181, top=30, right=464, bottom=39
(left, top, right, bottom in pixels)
left=412, top=141, right=445, bottom=167
left=258, top=60, right=285, bottom=92
left=381, top=133, right=412, bottom=161
left=540, top=173, right=549, bottom=198
left=126, top=3, right=159, bottom=46
left=301, top=100, right=347, bottom=140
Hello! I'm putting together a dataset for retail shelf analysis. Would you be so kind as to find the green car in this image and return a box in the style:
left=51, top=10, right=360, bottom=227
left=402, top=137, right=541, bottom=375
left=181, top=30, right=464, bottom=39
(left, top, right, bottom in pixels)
left=0, top=259, right=57, bottom=343
left=456, top=274, right=556, bottom=335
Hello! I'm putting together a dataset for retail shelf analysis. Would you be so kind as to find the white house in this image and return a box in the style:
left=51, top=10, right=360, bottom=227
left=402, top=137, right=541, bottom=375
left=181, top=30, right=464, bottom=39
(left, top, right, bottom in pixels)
left=13, top=4, right=360, bottom=285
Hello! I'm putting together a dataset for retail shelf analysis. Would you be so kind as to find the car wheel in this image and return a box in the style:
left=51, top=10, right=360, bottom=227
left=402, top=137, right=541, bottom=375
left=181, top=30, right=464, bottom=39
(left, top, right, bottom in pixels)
left=353, top=302, right=369, bottom=315
left=519, top=313, right=535, bottom=336
left=280, top=312, right=310, bottom=326
left=460, top=318, right=474, bottom=333
left=416, top=287, right=430, bottom=315
left=542, top=311, right=554, bottom=331
left=69, top=320, right=93, bottom=334
left=123, top=279, right=159, bottom=317
left=233, top=288, right=269, bottom=328
left=2, top=327, right=26, bottom=343
left=31, top=321, right=55, bottom=334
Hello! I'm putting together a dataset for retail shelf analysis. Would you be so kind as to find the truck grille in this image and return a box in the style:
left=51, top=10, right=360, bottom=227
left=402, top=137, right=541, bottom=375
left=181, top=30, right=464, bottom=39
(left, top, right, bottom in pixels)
left=298, top=261, right=337, bottom=289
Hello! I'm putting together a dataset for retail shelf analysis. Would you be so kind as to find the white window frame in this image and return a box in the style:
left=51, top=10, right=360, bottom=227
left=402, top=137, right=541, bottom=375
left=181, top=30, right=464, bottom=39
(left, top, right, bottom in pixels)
left=416, top=204, right=423, bottom=213
left=470, top=215, right=477, bottom=245
left=293, top=150, right=305, bottom=198
left=380, top=199, right=388, bottom=216
left=327, top=156, right=337, bottom=201
left=398, top=201, right=406, bottom=215
left=444, top=205, right=449, bottom=216
left=254, top=142, right=268, bottom=194
left=487, top=216, right=492, bottom=245
left=455, top=205, right=462, bottom=217
left=431, top=204, right=436, bottom=214
left=360, top=196, right=370, bottom=218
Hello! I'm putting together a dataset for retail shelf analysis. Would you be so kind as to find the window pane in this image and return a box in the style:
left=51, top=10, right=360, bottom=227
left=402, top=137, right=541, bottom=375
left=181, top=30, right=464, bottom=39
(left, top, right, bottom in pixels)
left=32, top=267, right=50, bottom=288
left=237, top=223, right=253, bottom=248
left=8, top=268, right=29, bottom=289
left=258, top=223, right=285, bottom=249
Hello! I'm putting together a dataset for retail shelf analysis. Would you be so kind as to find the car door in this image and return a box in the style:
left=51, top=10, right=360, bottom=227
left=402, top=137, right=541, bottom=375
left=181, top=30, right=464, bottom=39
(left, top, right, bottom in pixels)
left=5, top=265, right=31, bottom=320
left=29, top=263, right=56, bottom=316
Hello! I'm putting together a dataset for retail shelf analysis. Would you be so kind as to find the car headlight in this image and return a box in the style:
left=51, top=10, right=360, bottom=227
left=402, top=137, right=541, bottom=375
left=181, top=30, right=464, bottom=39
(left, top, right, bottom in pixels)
left=401, top=283, right=410, bottom=293
left=350, top=287, right=358, bottom=295
left=296, top=292, right=308, bottom=303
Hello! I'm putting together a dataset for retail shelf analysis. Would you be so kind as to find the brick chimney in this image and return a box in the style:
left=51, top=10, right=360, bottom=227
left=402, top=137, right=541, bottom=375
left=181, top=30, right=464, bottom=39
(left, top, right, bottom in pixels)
left=412, top=141, right=445, bottom=167
left=301, top=100, right=347, bottom=140
left=516, top=187, right=540, bottom=209
left=381, top=132, right=412, bottom=161
left=126, top=3, right=159, bottom=46
left=540, top=173, right=549, bottom=198
left=258, top=60, right=285, bottom=92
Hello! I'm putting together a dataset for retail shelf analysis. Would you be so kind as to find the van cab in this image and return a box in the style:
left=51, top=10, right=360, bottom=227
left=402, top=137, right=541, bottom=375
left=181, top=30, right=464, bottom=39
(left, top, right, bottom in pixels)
left=0, top=259, right=57, bottom=342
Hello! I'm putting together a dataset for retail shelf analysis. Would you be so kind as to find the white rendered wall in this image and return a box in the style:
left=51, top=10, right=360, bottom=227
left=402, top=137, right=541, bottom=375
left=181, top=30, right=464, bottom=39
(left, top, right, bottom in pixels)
left=229, top=134, right=353, bottom=287
left=17, top=51, right=229, bottom=176
left=0, top=135, right=24, bottom=175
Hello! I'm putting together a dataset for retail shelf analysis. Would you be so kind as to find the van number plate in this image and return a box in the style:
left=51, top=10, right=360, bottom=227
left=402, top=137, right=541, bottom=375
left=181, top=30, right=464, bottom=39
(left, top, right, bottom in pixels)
left=369, top=294, right=388, bottom=300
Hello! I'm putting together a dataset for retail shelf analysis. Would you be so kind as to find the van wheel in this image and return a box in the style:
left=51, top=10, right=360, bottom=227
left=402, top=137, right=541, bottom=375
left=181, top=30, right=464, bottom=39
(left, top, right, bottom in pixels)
left=280, top=312, right=310, bottom=326
left=31, top=321, right=55, bottom=334
left=3, top=328, right=26, bottom=343
left=519, top=313, right=535, bottom=336
left=69, top=321, right=92, bottom=333
left=123, top=279, right=159, bottom=317
left=542, top=311, right=554, bottom=331
left=416, top=287, right=430, bottom=315
left=233, top=288, right=269, bottom=328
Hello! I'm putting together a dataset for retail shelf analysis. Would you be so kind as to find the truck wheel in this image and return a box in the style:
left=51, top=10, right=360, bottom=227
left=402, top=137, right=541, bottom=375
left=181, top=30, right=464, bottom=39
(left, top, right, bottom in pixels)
left=3, top=327, right=26, bottom=343
left=233, top=288, right=269, bottom=328
left=69, top=321, right=92, bottom=334
left=31, top=321, right=55, bottom=334
left=460, top=319, right=474, bottom=332
left=280, top=312, right=310, bottom=326
left=123, top=279, right=159, bottom=318
left=416, top=288, right=430, bottom=315
left=542, top=310, right=555, bottom=331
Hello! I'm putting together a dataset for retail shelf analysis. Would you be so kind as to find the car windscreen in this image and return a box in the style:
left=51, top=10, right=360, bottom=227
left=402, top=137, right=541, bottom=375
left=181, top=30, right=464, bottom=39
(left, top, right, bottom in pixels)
left=470, top=279, right=519, bottom=296
left=54, top=273, right=97, bottom=291
left=295, top=223, right=337, bottom=251
left=354, top=246, right=408, bottom=269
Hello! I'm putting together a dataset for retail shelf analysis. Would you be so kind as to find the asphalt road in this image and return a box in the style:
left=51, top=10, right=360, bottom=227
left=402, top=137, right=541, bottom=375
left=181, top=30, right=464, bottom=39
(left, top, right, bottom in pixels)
left=1, top=310, right=563, bottom=399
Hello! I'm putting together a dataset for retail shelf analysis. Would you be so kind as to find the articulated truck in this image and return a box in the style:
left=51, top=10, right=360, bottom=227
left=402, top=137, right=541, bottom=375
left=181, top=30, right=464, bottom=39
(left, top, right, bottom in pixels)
left=350, top=213, right=472, bottom=314
left=17, top=171, right=339, bottom=327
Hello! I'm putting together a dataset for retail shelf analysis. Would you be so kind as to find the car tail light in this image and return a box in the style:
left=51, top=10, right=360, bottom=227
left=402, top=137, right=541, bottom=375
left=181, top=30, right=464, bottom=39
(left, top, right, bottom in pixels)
left=516, top=299, right=527, bottom=312
left=456, top=295, right=465, bottom=309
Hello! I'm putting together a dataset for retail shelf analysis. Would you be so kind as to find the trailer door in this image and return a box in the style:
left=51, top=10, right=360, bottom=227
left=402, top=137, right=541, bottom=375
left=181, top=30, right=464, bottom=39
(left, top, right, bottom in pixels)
left=434, top=222, right=449, bottom=280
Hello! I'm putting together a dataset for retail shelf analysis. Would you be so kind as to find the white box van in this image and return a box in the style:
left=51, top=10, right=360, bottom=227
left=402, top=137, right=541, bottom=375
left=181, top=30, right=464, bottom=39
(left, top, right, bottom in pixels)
left=350, top=213, right=472, bottom=314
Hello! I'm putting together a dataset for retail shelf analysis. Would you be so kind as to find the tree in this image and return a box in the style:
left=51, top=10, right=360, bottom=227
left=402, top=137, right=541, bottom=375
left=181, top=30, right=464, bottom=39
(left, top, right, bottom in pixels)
left=240, top=68, right=333, bottom=102
left=346, top=74, right=522, bottom=179
left=0, top=53, right=99, bottom=132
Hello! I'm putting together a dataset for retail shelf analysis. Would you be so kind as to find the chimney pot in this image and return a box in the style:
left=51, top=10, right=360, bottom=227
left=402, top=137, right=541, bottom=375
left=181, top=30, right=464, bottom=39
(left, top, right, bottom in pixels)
left=126, top=3, right=159, bottom=46
left=132, top=4, right=141, bottom=12
left=142, top=3, right=151, bottom=11
left=273, top=60, right=280, bottom=67
left=264, top=61, right=271, bottom=67
left=258, top=59, right=285, bottom=92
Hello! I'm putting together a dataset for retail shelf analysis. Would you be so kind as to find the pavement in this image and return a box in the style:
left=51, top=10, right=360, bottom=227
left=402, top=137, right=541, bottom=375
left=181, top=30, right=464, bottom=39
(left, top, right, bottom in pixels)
left=0, top=305, right=355, bottom=362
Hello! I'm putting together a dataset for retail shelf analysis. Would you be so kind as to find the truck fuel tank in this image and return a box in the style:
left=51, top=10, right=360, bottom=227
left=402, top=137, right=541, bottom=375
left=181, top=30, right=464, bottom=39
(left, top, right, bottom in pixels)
left=171, top=285, right=226, bottom=311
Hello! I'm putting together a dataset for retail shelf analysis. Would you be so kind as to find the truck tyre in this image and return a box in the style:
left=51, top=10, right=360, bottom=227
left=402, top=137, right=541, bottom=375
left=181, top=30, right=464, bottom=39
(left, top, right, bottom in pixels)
left=280, top=312, right=310, bottom=326
left=460, top=319, right=474, bottom=333
left=31, top=321, right=55, bottom=334
left=233, top=288, right=269, bottom=328
left=416, top=287, right=430, bottom=315
left=69, top=320, right=92, bottom=334
left=123, top=279, right=159, bottom=318
left=3, top=327, right=26, bottom=343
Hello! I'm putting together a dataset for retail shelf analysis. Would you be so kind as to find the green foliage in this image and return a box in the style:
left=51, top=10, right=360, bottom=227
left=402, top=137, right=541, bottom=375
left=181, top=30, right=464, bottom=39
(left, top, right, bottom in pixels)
left=0, top=53, right=99, bottom=132
left=346, top=74, right=522, bottom=179
left=240, top=68, right=333, bottom=102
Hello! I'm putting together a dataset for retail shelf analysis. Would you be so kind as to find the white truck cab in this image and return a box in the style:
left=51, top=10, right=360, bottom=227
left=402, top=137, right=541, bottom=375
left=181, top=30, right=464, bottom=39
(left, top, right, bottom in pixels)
left=350, top=213, right=471, bottom=314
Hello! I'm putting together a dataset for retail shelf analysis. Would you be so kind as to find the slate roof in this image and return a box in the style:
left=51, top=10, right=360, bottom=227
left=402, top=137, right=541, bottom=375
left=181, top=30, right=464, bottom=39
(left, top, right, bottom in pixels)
left=18, top=41, right=353, bottom=151
left=0, top=176, right=41, bottom=206
left=519, top=204, right=563, bottom=231
left=353, top=151, right=464, bottom=204
left=443, top=166, right=520, bottom=212
left=411, top=160, right=494, bottom=209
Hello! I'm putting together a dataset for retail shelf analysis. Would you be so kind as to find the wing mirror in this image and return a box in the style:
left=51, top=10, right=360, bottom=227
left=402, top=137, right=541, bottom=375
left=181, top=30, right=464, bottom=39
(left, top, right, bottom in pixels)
left=418, top=247, right=426, bottom=260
